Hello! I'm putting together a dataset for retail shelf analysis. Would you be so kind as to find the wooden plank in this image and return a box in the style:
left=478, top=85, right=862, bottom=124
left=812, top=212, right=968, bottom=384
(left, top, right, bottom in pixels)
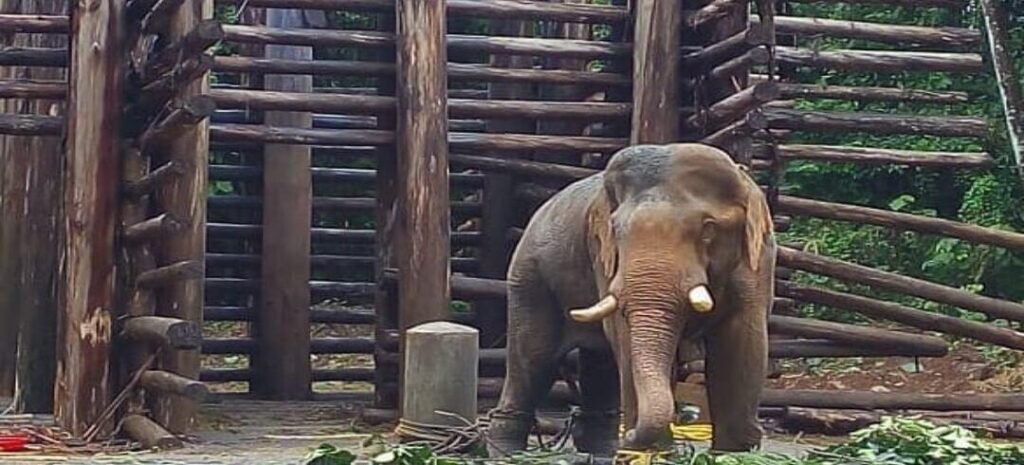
left=55, top=0, right=123, bottom=437
left=0, top=0, right=66, bottom=411
left=630, top=0, right=680, bottom=143
left=150, top=0, right=213, bottom=434
left=252, top=7, right=312, bottom=401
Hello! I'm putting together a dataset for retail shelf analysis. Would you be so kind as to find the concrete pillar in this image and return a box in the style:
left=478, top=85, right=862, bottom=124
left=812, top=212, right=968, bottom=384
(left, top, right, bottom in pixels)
left=401, top=322, right=479, bottom=427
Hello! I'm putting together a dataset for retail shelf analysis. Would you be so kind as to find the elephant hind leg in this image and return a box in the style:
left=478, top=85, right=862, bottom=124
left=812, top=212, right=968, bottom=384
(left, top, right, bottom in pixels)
left=486, top=279, right=563, bottom=456
left=572, top=347, right=620, bottom=456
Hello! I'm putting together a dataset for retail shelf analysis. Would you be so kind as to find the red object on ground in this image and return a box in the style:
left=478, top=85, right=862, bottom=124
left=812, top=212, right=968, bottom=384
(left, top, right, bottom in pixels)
left=0, top=434, right=29, bottom=451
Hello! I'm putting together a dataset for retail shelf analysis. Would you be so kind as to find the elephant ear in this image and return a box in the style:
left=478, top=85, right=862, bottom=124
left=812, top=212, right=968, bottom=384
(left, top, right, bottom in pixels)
left=588, top=189, right=617, bottom=281
left=743, top=177, right=773, bottom=272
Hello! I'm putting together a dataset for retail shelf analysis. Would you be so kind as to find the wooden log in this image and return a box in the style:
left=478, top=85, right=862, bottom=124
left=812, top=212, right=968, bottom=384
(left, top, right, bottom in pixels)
left=137, top=95, right=216, bottom=150
left=684, top=0, right=745, bottom=28
left=0, top=14, right=67, bottom=32
left=401, top=322, right=479, bottom=429
left=140, top=0, right=185, bottom=33
left=769, top=315, right=948, bottom=356
left=682, top=25, right=768, bottom=72
left=450, top=153, right=596, bottom=180
left=0, top=113, right=62, bottom=135
left=980, top=0, right=1024, bottom=179
left=761, top=389, right=1024, bottom=411
left=55, top=0, right=122, bottom=436
left=779, top=282, right=1024, bottom=350
left=787, top=0, right=967, bottom=9
left=122, top=414, right=183, bottom=450
left=0, top=78, right=65, bottom=99
left=129, top=53, right=213, bottom=121
left=221, top=24, right=632, bottom=59
left=143, top=19, right=223, bottom=83
left=758, top=80, right=969, bottom=104
left=135, top=260, right=203, bottom=289
left=212, top=56, right=631, bottom=87
left=139, top=370, right=209, bottom=402
left=700, top=111, right=768, bottom=148
left=0, top=46, right=67, bottom=66
left=210, top=124, right=392, bottom=146
left=777, top=246, right=1024, bottom=322
left=209, top=88, right=630, bottom=120
left=768, top=339, right=943, bottom=358
left=765, top=108, right=989, bottom=138
left=631, top=0, right=680, bottom=144
left=771, top=144, right=992, bottom=168
left=777, top=195, right=1024, bottom=250
left=252, top=7, right=312, bottom=401
left=208, top=163, right=483, bottom=186
left=121, top=316, right=202, bottom=350
left=687, top=81, right=779, bottom=131
left=151, top=7, right=211, bottom=423
left=778, top=407, right=1024, bottom=438
left=774, top=46, right=984, bottom=73
left=213, top=0, right=629, bottom=23
left=123, top=161, right=187, bottom=197
left=394, top=4, right=451, bottom=413
left=205, top=223, right=482, bottom=245
left=762, top=16, right=980, bottom=48
left=123, top=213, right=185, bottom=244
left=708, top=47, right=769, bottom=81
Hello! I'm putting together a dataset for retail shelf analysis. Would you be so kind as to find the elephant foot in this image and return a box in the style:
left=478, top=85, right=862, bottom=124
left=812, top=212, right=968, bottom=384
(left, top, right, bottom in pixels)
left=483, top=408, right=534, bottom=457
left=621, top=426, right=675, bottom=452
left=571, top=409, right=620, bottom=457
left=710, top=424, right=763, bottom=452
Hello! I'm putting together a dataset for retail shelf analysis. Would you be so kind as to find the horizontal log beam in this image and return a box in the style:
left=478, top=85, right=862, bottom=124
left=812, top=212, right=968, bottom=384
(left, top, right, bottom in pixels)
left=450, top=153, right=597, bottom=180
left=200, top=367, right=376, bottom=382
left=137, top=95, right=217, bottom=150
left=779, top=281, right=1024, bottom=350
left=123, top=213, right=185, bottom=244
left=213, top=0, right=629, bottom=23
left=201, top=337, right=375, bottom=354
left=210, top=89, right=631, bottom=121
left=0, top=14, right=68, bottom=33
left=206, top=222, right=481, bottom=245
left=765, top=15, right=980, bottom=48
left=769, top=81, right=969, bottom=104
left=122, top=414, right=182, bottom=450
left=682, top=25, right=770, bottom=72
left=212, top=56, right=631, bottom=87
left=786, top=0, right=967, bottom=9
left=769, top=315, right=948, bottom=356
left=139, top=370, right=208, bottom=402
left=775, top=46, right=984, bottom=73
left=687, top=81, right=780, bottom=131
left=0, top=113, right=63, bottom=135
left=121, top=316, right=201, bottom=349
left=128, top=54, right=213, bottom=121
left=123, top=161, right=188, bottom=197
left=684, top=0, right=745, bottom=28
left=776, top=195, right=1024, bottom=250
left=761, top=389, right=1024, bottom=411
left=777, top=246, right=1024, bottom=322
left=207, top=164, right=484, bottom=187
left=769, top=144, right=992, bottom=168
left=0, top=78, right=65, bottom=99
left=765, top=108, right=989, bottom=138
left=143, top=20, right=224, bottom=84
left=0, top=46, right=66, bottom=67
left=207, top=195, right=480, bottom=214
left=135, top=260, right=204, bottom=289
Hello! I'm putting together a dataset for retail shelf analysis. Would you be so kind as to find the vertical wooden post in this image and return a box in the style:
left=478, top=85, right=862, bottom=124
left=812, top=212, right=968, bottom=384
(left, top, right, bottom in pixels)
left=395, top=0, right=450, bottom=413
left=252, top=7, right=312, bottom=401
left=979, top=0, right=1024, bottom=179
left=5, top=0, right=68, bottom=414
left=152, top=0, right=213, bottom=433
left=631, top=0, right=681, bottom=144
left=57, top=0, right=124, bottom=436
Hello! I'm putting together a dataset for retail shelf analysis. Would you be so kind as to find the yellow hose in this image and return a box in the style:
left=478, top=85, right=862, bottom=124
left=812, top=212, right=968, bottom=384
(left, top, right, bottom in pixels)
left=613, top=422, right=713, bottom=464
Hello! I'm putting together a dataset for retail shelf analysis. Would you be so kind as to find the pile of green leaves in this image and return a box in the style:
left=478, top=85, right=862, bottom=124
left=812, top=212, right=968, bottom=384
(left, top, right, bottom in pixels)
left=302, top=417, right=1024, bottom=465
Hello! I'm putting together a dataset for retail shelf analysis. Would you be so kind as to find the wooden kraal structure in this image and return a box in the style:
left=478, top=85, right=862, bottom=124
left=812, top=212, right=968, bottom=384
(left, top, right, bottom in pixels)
left=1, top=0, right=1024, bottom=449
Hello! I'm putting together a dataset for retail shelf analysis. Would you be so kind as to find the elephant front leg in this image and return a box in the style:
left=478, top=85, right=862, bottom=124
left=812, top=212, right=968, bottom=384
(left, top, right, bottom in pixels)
left=487, top=281, right=563, bottom=456
left=572, top=347, right=620, bottom=456
left=704, top=303, right=768, bottom=452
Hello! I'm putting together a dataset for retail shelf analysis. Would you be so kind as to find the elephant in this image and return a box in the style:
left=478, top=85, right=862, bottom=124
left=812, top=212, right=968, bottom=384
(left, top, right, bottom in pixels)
left=485, top=143, right=776, bottom=456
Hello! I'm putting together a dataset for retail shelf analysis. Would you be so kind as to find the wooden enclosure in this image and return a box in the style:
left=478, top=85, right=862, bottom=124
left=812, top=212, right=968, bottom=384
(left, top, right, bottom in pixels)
left=1, top=0, right=1024, bottom=447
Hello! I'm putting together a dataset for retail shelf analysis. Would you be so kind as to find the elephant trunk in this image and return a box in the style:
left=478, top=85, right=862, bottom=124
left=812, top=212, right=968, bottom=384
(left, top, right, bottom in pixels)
left=620, top=258, right=690, bottom=449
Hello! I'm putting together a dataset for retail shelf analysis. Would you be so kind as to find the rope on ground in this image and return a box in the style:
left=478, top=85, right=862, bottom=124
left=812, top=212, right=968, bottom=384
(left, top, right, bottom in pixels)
left=393, top=411, right=490, bottom=455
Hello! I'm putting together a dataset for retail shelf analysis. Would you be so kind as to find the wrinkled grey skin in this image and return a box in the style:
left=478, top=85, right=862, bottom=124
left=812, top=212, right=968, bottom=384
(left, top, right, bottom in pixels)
left=485, top=143, right=776, bottom=456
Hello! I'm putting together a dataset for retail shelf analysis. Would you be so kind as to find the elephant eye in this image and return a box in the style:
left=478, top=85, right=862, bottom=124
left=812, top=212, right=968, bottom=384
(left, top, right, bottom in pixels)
left=700, top=219, right=716, bottom=243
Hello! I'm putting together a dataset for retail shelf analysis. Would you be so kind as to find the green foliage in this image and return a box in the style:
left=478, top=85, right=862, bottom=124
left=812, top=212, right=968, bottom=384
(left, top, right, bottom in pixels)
left=302, top=418, right=1024, bottom=465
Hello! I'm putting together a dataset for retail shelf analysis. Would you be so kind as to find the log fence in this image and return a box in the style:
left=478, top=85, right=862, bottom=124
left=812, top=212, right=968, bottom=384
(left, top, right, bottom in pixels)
left=1, top=0, right=1024, bottom=448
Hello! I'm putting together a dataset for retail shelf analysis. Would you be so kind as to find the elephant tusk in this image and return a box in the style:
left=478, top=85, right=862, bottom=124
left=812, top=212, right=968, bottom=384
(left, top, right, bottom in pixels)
left=569, top=295, right=619, bottom=322
left=688, top=285, right=714, bottom=313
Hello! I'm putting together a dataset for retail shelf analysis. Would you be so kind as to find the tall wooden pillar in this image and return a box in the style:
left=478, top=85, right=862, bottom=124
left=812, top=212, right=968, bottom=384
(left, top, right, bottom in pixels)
left=395, top=0, right=451, bottom=411
left=151, top=0, right=213, bottom=433
left=56, top=0, right=125, bottom=437
left=631, top=0, right=682, bottom=144
left=252, top=7, right=313, bottom=401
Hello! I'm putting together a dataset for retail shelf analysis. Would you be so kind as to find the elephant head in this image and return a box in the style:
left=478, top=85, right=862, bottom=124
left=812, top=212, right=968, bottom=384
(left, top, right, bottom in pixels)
left=571, top=143, right=773, bottom=448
